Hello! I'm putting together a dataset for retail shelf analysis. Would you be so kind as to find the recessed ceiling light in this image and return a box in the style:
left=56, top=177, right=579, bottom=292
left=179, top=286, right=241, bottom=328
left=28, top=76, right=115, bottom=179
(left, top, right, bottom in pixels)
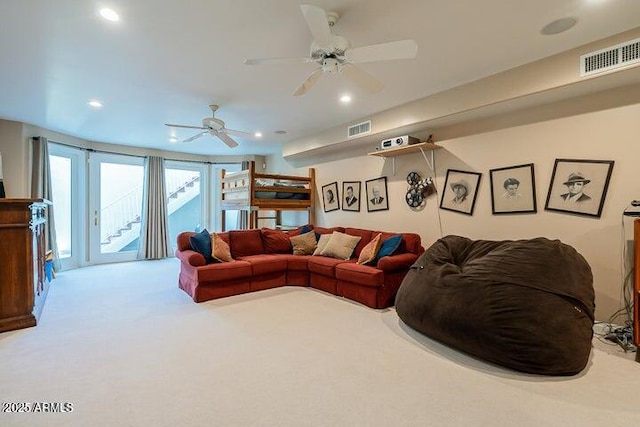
left=540, top=17, right=577, bottom=35
left=169, top=137, right=178, bottom=143
left=99, top=8, right=120, bottom=22
left=88, top=100, right=103, bottom=108
left=340, top=95, right=352, bottom=103
left=254, top=132, right=263, bottom=138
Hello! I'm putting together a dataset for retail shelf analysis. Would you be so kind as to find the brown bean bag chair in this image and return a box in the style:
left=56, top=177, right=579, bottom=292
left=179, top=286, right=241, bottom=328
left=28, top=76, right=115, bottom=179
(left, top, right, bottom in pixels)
left=395, top=235, right=595, bottom=376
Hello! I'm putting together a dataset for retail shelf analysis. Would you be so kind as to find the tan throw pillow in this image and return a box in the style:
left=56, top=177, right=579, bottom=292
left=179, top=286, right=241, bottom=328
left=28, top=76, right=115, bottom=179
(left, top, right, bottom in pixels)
left=313, top=233, right=333, bottom=256
left=320, top=232, right=362, bottom=260
left=357, top=233, right=382, bottom=265
left=290, top=230, right=317, bottom=255
left=211, top=232, right=234, bottom=262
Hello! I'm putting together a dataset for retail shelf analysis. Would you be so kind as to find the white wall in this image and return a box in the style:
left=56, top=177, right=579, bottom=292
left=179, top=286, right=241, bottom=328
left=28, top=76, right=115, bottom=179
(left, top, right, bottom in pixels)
left=268, top=102, right=640, bottom=322
left=0, top=119, right=29, bottom=197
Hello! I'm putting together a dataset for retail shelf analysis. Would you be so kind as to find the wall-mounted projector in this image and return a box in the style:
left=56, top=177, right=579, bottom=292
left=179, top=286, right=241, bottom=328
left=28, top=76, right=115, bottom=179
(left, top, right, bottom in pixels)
left=380, top=135, right=419, bottom=150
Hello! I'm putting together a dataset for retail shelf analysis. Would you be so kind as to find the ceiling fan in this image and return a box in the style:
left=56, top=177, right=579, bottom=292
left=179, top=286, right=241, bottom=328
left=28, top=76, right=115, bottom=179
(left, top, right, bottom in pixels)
left=165, top=104, right=254, bottom=148
left=244, top=4, right=418, bottom=96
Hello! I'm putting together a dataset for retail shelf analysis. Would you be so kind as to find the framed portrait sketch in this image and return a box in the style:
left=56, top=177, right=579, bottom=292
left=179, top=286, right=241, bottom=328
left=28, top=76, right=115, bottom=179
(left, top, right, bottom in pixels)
left=322, top=182, right=340, bottom=212
left=489, top=163, right=537, bottom=214
left=342, top=181, right=361, bottom=212
left=365, top=177, right=389, bottom=212
left=544, top=159, right=614, bottom=218
left=439, top=169, right=481, bottom=215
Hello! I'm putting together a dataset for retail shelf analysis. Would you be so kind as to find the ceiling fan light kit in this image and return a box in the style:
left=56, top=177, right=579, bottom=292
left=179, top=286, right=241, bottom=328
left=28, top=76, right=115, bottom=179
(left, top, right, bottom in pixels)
left=244, top=4, right=418, bottom=96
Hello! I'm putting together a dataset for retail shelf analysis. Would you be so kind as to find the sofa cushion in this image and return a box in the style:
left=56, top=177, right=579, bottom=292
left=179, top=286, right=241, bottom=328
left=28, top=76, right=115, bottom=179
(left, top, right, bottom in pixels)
left=177, top=231, right=193, bottom=251
left=320, top=232, right=361, bottom=260
left=313, top=233, right=333, bottom=255
left=314, top=226, right=345, bottom=235
left=336, top=263, right=385, bottom=287
left=229, top=229, right=264, bottom=257
left=283, top=254, right=312, bottom=271
left=196, top=260, right=252, bottom=282
left=376, top=234, right=403, bottom=261
left=358, top=233, right=382, bottom=265
left=375, top=231, right=422, bottom=255
left=211, top=233, right=234, bottom=262
left=217, top=232, right=230, bottom=245
left=189, top=229, right=213, bottom=264
left=400, top=233, right=423, bottom=255
left=290, top=230, right=317, bottom=255
left=344, top=228, right=374, bottom=257
left=241, top=254, right=289, bottom=275
left=308, top=256, right=354, bottom=277
left=261, top=228, right=292, bottom=254
left=288, top=224, right=313, bottom=237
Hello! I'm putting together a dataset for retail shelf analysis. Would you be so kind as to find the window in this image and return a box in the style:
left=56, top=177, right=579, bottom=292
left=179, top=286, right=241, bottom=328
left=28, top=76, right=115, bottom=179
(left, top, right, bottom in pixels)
left=165, top=162, right=207, bottom=251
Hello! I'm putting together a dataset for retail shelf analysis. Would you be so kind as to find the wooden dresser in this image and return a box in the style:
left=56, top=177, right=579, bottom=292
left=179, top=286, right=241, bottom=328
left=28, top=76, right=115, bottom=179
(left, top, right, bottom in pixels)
left=0, top=198, right=52, bottom=333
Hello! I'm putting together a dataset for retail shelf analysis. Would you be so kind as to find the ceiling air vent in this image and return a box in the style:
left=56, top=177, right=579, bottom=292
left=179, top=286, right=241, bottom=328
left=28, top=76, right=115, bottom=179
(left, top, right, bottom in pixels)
left=580, top=38, right=640, bottom=77
left=347, top=120, right=371, bottom=138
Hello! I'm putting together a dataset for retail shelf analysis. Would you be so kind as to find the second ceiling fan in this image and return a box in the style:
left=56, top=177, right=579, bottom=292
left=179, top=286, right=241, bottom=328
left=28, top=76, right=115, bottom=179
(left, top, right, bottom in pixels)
left=244, top=4, right=418, bottom=96
left=165, top=104, right=254, bottom=148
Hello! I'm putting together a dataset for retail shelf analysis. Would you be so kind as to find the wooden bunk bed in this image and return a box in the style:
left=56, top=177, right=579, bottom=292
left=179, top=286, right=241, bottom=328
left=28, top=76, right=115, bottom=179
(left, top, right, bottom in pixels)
left=221, top=161, right=315, bottom=231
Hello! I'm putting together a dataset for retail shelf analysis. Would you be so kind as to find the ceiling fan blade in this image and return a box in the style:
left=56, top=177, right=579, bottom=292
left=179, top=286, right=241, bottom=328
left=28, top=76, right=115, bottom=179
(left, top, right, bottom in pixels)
left=213, top=130, right=239, bottom=148
left=183, top=131, right=207, bottom=143
left=226, top=128, right=258, bottom=139
left=345, top=39, right=418, bottom=63
left=340, top=64, right=384, bottom=94
left=244, top=57, right=314, bottom=66
left=165, top=123, right=206, bottom=130
left=300, top=4, right=332, bottom=51
left=293, top=67, right=324, bottom=96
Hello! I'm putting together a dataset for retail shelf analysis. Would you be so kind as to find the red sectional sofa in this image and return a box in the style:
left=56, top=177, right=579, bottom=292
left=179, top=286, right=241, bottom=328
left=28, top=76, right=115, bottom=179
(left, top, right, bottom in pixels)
left=175, top=226, right=424, bottom=309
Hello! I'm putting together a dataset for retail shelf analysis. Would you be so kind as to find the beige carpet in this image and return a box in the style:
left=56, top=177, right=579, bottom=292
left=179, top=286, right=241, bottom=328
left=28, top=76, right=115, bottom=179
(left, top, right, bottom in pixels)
left=1, top=258, right=639, bottom=427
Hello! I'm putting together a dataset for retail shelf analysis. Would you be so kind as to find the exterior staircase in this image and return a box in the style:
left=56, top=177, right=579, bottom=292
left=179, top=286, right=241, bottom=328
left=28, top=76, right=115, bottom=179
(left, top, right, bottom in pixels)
left=101, top=173, right=200, bottom=252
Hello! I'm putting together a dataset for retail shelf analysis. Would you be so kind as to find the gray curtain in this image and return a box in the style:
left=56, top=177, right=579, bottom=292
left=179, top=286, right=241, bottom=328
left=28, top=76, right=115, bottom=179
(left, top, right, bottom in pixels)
left=138, top=156, right=171, bottom=259
left=237, top=161, right=250, bottom=229
left=31, top=136, right=62, bottom=271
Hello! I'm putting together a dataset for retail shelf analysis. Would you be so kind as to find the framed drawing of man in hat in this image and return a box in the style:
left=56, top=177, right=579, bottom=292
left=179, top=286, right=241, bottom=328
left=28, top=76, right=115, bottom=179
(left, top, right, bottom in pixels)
left=440, top=169, right=482, bottom=215
left=544, top=159, right=614, bottom=218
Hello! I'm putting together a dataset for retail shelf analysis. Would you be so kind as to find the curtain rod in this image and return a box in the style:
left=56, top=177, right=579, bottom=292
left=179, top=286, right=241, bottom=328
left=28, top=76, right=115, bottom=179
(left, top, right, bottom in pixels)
left=36, top=138, right=144, bottom=159
left=42, top=138, right=239, bottom=165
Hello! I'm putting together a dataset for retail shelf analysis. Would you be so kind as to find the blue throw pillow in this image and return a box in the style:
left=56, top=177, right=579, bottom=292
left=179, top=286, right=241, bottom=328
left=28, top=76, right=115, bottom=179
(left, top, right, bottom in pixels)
left=375, top=235, right=403, bottom=261
left=189, top=229, right=213, bottom=264
left=300, top=224, right=313, bottom=234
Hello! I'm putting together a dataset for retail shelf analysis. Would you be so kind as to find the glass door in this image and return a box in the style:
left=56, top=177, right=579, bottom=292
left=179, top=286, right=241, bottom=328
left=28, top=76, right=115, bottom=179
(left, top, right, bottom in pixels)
left=48, top=143, right=86, bottom=270
left=89, top=152, right=144, bottom=264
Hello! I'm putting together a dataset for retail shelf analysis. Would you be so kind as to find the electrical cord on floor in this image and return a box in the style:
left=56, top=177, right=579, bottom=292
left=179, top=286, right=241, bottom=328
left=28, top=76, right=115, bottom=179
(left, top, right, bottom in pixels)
left=594, top=320, right=636, bottom=353
left=606, top=210, right=637, bottom=351
left=617, top=212, right=635, bottom=325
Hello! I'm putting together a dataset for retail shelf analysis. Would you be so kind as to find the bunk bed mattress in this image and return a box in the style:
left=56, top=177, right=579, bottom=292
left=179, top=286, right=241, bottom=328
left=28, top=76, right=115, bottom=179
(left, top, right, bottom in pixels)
left=255, top=182, right=309, bottom=200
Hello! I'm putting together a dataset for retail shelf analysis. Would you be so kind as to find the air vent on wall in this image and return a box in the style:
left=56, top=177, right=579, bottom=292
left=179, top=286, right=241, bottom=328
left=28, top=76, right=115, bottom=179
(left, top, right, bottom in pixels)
left=347, top=120, right=371, bottom=138
left=580, top=38, right=640, bottom=77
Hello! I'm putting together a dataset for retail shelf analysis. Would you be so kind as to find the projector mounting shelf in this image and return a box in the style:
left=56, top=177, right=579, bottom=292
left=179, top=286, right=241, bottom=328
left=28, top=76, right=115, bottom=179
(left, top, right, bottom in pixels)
left=368, top=142, right=441, bottom=157
left=368, top=142, right=442, bottom=175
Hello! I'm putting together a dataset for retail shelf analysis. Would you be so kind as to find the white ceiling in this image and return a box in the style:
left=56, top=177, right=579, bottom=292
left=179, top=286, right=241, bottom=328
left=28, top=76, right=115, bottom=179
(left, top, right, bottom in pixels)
left=1, top=0, right=639, bottom=156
